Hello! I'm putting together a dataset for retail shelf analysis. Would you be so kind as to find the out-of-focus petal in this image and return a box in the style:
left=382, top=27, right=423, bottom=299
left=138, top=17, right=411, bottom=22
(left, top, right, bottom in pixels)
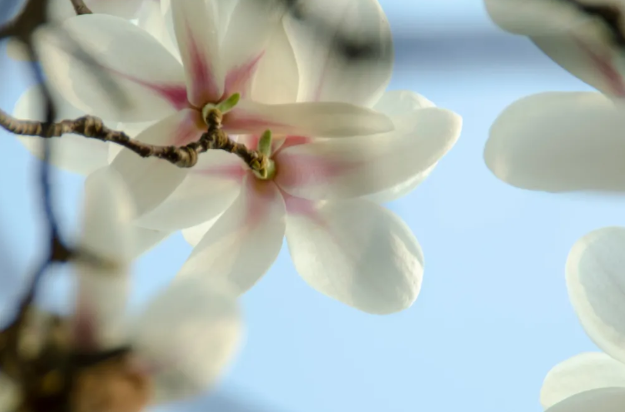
left=284, top=0, right=393, bottom=107
left=13, top=85, right=109, bottom=175
left=130, top=277, right=241, bottom=403
left=110, top=109, right=204, bottom=217
left=545, top=388, right=625, bottom=412
left=485, top=92, right=625, bottom=192
left=73, top=168, right=135, bottom=350
left=567, top=227, right=625, bottom=365
left=285, top=198, right=423, bottom=314
left=36, top=14, right=187, bottom=122
left=134, top=151, right=244, bottom=231
left=131, top=227, right=171, bottom=258
left=276, top=107, right=461, bottom=200
left=171, top=0, right=223, bottom=106
left=225, top=99, right=393, bottom=137
left=178, top=175, right=286, bottom=295
left=250, top=23, right=299, bottom=104
left=541, top=352, right=625, bottom=410
left=181, top=214, right=222, bottom=247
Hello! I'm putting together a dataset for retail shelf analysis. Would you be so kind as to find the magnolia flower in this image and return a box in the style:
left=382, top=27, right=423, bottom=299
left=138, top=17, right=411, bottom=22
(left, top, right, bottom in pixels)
left=537, top=226, right=625, bottom=412
left=484, top=91, right=625, bottom=193
left=35, top=0, right=393, bottom=220
left=0, top=168, right=241, bottom=412
left=484, top=0, right=625, bottom=97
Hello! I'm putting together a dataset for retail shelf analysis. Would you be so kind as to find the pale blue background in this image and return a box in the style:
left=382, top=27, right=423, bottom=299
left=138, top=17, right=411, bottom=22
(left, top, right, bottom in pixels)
left=0, top=1, right=616, bottom=411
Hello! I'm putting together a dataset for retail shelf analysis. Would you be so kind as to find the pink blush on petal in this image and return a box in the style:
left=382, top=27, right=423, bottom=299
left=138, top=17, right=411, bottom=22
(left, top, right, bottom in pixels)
left=576, top=37, right=625, bottom=97
left=223, top=110, right=287, bottom=133
left=195, top=163, right=246, bottom=181
left=223, top=52, right=265, bottom=98
left=184, top=22, right=221, bottom=105
left=274, top=151, right=358, bottom=189
left=243, top=176, right=282, bottom=228
left=172, top=110, right=205, bottom=145
left=109, top=68, right=190, bottom=110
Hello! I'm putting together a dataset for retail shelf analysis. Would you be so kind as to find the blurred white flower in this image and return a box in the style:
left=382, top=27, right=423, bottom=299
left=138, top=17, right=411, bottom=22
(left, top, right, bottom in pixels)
left=538, top=226, right=625, bottom=412
left=484, top=0, right=625, bottom=97
left=0, top=168, right=242, bottom=412
left=484, top=91, right=625, bottom=193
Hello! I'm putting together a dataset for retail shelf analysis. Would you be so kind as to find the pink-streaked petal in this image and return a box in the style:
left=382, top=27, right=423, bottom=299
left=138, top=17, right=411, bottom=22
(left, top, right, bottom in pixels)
left=541, top=352, right=625, bottom=410
left=286, top=198, right=423, bottom=314
left=220, top=0, right=285, bottom=96
left=485, top=92, right=625, bottom=192
left=134, top=151, right=245, bottom=231
left=14, top=85, right=109, bottom=175
left=284, top=0, right=393, bottom=107
left=250, top=23, right=299, bottom=104
left=224, top=99, right=394, bottom=137
left=36, top=14, right=188, bottom=122
left=171, top=0, right=223, bottom=106
left=178, top=175, right=286, bottom=295
left=545, top=388, right=625, bottom=412
left=276, top=106, right=461, bottom=200
left=73, top=168, right=135, bottom=351
left=130, top=277, right=241, bottom=403
left=110, top=109, right=204, bottom=217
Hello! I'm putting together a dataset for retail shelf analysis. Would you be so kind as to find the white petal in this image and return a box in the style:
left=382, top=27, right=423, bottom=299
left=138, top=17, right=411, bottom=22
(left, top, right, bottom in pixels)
left=171, top=0, right=223, bottom=106
left=134, top=151, right=244, bottom=231
left=541, top=352, right=625, bottom=410
left=567, top=227, right=625, bottom=364
left=220, top=0, right=285, bottom=97
left=178, top=175, right=286, bottom=294
left=284, top=0, right=393, bottom=107
left=86, top=0, right=144, bottom=18
left=361, top=165, right=435, bottom=204
left=131, top=227, right=171, bottom=258
left=181, top=213, right=222, bottom=247
left=250, top=23, right=299, bottom=104
left=485, top=92, right=625, bottom=192
left=73, top=168, right=135, bottom=350
left=285, top=198, right=423, bottom=314
left=225, top=99, right=394, bottom=137
left=545, top=387, right=625, bottom=412
left=130, top=277, right=241, bottom=403
left=136, top=0, right=180, bottom=57
left=6, top=39, right=30, bottom=61
left=483, top=0, right=590, bottom=36
left=13, top=85, right=109, bottom=175
left=110, top=109, right=204, bottom=217
left=275, top=107, right=461, bottom=200
left=36, top=14, right=187, bottom=122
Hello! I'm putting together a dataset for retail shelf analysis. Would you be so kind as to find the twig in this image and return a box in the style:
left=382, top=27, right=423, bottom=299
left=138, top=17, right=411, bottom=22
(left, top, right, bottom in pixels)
left=69, top=0, right=92, bottom=15
left=0, top=107, right=270, bottom=173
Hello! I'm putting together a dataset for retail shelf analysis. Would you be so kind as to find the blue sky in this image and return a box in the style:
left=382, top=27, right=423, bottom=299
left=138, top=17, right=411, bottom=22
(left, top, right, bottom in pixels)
left=0, top=1, right=621, bottom=412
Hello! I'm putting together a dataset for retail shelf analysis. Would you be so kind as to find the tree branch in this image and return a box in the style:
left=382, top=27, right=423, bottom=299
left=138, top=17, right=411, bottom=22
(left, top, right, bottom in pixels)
left=0, top=107, right=270, bottom=173
left=70, top=0, right=92, bottom=15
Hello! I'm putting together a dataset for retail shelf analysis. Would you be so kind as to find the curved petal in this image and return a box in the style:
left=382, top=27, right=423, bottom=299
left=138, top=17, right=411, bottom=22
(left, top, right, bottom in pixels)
left=285, top=198, right=423, bottom=314
left=130, top=277, right=241, bottom=403
left=545, top=388, right=625, bottom=412
left=177, top=175, right=286, bottom=295
left=171, top=0, right=223, bottom=106
left=485, top=92, right=625, bottom=192
left=134, top=151, right=244, bottom=231
left=73, top=168, right=135, bottom=350
left=284, top=0, right=393, bottom=107
left=483, top=0, right=590, bottom=36
left=136, top=0, right=180, bottom=58
left=181, top=214, right=222, bottom=247
left=250, top=23, right=299, bottom=104
left=220, top=0, right=286, bottom=97
left=131, top=227, right=171, bottom=258
left=86, top=0, right=145, bottom=18
left=225, top=99, right=394, bottom=137
left=36, top=14, right=187, bottom=122
left=532, top=32, right=625, bottom=98
left=276, top=107, right=461, bottom=200
left=361, top=164, right=435, bottom=204
left=567, top=227, right=625, bottom=364
left=541, top=352, right=625, bottom=410
left=110, top=109, right=204, bottom=217
left=13, top=85, right=109, bottom=175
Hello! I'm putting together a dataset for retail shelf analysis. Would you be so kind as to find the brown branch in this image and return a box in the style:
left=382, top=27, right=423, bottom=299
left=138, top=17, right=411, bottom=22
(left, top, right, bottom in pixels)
left=0, top=107, right=270, bottom=173
left=70, top=0, right=92, bottom=15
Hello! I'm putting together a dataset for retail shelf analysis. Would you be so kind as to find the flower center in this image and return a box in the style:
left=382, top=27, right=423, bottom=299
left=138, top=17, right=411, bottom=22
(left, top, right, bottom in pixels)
left=252, top=129, right=276, bottom=181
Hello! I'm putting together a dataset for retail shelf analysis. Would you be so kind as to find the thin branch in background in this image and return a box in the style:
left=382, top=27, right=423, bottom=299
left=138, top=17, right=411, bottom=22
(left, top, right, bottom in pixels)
left=69, top=0, right=92, bottom=15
